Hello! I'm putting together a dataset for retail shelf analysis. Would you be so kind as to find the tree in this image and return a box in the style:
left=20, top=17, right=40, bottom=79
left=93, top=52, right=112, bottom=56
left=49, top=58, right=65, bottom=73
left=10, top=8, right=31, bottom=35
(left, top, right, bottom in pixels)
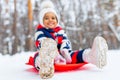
left=12, top=0, right=18, bottom=55
left=25, top=0, right=33, bottom=51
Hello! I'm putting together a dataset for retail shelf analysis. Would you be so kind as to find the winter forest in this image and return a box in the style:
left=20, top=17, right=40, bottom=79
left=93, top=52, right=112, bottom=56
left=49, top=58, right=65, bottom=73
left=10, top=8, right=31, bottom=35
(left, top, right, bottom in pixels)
left=0, top=0, right=120, bottom=55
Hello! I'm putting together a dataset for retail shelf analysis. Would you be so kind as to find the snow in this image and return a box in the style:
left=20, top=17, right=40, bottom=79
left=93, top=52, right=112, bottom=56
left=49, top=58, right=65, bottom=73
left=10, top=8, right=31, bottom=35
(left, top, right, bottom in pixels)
left=0, top=50, right=120, bottom=80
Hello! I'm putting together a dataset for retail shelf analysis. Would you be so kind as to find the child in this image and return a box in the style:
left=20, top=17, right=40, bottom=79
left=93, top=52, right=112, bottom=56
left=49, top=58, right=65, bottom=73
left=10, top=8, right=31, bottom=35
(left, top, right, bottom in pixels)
left=33, top=0, right=108, bottom=79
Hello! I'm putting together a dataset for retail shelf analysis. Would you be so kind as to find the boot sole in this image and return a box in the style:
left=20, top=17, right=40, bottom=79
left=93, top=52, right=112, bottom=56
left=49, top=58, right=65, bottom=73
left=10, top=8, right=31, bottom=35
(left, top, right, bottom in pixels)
left=96, top=36, right=108, bottom=68
left=39, top=38, right=58, bottom=79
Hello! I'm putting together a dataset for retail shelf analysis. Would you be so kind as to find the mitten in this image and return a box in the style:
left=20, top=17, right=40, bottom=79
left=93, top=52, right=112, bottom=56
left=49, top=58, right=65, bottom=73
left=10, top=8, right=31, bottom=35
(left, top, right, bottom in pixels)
left=54, top=53, right=66, bottom=65
left=61, top=49, right=72, bottom=63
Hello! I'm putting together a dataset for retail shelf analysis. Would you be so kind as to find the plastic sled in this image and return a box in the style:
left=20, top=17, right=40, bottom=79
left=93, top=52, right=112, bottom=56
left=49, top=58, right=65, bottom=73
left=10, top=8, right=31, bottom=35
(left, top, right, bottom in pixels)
left=54, top=63, right=86, bottom=71
left=26, top=56, right=87, bottom=72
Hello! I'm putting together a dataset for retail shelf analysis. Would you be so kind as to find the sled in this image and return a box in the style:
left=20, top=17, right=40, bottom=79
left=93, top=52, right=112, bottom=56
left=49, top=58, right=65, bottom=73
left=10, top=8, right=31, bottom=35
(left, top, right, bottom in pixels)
left=26, top=56, right=87, bottom=72
left=54, top=63, right=86, bottom=71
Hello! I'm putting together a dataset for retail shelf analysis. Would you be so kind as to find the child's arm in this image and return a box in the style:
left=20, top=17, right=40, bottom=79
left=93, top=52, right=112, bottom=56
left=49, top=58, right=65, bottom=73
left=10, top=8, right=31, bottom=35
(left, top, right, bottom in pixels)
left=58, top=30, right=72, bottom=63
left=35, top=30, right=47, bottom=49
left=60, top=31, right=72, bottom=51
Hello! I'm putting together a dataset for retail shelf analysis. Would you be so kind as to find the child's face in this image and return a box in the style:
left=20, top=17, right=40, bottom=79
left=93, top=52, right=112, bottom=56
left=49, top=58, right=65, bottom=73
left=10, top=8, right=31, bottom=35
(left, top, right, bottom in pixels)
left=43, top=12, right=58, bottom=29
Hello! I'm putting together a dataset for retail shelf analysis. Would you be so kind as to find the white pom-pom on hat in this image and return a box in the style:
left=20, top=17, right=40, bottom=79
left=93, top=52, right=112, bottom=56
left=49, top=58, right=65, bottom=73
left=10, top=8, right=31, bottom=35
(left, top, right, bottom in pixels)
left=40, top=0, right=55, bottom=10
left=39, top=0, right=59, bottom=27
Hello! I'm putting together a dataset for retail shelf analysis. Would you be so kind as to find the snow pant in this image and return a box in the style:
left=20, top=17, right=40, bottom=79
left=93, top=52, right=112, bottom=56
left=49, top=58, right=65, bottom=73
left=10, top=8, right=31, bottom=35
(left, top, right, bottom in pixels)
left=33, top=49, right=85, bottom=70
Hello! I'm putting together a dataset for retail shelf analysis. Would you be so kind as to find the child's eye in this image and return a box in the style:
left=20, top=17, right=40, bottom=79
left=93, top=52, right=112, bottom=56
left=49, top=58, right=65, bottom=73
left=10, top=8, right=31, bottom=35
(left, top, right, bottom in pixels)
left=52, top=17, right=55, bottom=20
left=44, top=17, right=48, bottom=20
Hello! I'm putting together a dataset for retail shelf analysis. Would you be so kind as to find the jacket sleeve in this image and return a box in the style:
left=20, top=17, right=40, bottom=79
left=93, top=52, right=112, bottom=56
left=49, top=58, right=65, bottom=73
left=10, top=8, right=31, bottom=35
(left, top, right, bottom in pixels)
left=57, top=30, right=72, bottom=52
left=34, top=30, right=46, bottom=49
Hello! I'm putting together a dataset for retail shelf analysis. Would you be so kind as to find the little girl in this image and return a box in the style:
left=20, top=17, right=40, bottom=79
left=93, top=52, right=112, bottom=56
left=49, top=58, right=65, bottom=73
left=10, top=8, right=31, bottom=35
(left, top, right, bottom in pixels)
left=33, top=0, right=108, bottom=79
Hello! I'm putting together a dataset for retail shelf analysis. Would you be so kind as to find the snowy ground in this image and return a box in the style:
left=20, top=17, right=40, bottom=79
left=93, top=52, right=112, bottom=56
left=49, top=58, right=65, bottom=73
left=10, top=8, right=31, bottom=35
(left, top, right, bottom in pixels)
left=0, top=50, right=120, bottom=80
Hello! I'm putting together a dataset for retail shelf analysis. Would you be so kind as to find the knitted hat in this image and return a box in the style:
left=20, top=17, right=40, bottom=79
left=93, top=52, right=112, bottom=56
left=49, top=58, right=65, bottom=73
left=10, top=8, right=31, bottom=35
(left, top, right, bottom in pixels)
left=39, top=0, right=59, bottom=27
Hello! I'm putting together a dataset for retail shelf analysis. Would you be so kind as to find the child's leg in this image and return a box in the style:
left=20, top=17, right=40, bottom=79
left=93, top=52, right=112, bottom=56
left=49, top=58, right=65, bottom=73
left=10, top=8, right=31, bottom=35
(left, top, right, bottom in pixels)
left=83, top=36, right=108, bottom=68
left=71, top=36, right=108, bottom=69
left=71, top=49, right=85, bottom=64
left=38, top=38, right=58, bottom=79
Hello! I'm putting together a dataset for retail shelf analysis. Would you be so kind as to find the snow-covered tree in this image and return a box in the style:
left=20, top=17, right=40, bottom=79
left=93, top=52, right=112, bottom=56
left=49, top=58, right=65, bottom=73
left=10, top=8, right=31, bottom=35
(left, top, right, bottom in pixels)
left=0, top=0, right=120, bottom=55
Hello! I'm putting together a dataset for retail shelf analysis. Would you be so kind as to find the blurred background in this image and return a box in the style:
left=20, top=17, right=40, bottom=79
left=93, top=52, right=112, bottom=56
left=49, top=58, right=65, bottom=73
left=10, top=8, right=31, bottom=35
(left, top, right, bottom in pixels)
left=0, top=0, right=120, bottom=55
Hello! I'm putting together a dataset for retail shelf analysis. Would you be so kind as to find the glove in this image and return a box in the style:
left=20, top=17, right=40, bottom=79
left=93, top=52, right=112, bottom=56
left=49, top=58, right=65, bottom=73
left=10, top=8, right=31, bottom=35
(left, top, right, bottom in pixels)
left=54, top=54, right=66, bottom=65
left=60, top=49, right=72, bottom=64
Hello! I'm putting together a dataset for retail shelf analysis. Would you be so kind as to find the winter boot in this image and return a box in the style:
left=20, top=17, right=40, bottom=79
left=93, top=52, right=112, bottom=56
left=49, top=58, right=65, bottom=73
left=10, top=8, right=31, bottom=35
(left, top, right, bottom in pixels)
left=39, top=38, right=58, bottom=79
left=83, top=36, right=108, bottom=68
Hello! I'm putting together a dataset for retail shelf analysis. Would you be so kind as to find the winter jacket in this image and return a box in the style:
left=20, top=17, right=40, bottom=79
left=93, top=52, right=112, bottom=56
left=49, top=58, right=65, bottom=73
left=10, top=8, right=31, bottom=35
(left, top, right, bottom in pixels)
left=35, top=24, right=72, bottom=53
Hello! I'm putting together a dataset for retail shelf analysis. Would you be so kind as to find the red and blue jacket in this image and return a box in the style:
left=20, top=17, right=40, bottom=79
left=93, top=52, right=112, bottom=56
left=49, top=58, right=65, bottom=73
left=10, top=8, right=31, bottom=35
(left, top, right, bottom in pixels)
left=35, top=24, right=72, bottom=53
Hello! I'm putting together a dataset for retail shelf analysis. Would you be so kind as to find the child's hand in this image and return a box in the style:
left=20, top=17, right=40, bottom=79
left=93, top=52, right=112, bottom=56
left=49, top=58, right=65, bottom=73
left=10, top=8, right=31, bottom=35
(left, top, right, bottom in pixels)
left=54, top=54, right=66, bottom=65
left=61, top=49, right=72, bottom=64
left=36, top=38, right=48, bottom=49
left=35, top=40, right=41, bottom=49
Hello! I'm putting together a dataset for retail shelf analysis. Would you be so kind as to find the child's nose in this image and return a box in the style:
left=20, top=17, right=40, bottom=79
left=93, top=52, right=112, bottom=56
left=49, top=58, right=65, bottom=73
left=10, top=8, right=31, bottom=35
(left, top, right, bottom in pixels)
left=49, top=19, right=52, bottom=21
left=49, top=18, right=53, bottom=21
